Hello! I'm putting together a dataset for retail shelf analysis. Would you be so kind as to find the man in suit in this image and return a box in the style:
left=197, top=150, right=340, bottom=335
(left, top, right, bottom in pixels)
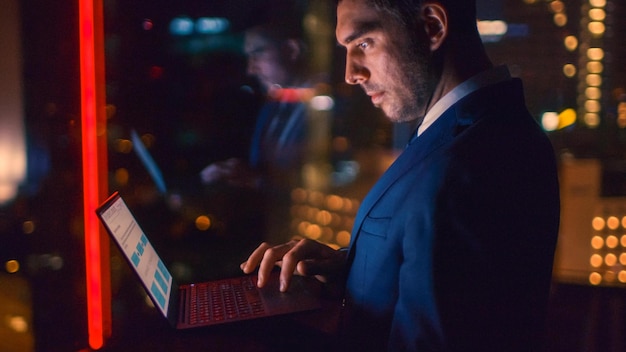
left=241, top=0, right=560, bottom=350
left=200, top=21, right=310, bottom=188
left=200, top=19, right=313, bottom=243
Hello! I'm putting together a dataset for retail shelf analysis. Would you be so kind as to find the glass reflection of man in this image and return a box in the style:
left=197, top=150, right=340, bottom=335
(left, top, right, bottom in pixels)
left=200, top=20, right=312, bottom=243
left=245, top=24, right=308, bottom=94
left=243, top=23, right=311, bottom=179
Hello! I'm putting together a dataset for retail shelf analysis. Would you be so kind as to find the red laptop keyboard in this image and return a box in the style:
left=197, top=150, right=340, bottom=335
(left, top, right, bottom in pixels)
left=187, top=276, right=266, bottom=325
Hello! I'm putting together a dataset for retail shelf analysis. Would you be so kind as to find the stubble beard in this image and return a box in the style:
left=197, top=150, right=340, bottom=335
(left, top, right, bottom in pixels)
left=385, top=35, right=435, bottom=124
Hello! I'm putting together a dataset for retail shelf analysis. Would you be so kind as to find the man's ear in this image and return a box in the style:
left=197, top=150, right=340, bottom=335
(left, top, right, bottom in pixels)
left=284, top=39, right=302, bottom=61
left=421, top=3, right=448, bottom=51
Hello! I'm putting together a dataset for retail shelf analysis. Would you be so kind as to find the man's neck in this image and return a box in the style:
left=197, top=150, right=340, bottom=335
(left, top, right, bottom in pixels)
left=426, top=41, right=493, bottom=115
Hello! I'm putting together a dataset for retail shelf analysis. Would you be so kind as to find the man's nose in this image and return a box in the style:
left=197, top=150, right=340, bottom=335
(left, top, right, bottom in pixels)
left=344, top=57, right=369, bottom=85
left=247, top=60, right=258, bottom=76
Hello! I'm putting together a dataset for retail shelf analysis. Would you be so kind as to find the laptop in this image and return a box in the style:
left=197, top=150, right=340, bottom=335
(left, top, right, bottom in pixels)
left=96, top=191, right=322, bottom=329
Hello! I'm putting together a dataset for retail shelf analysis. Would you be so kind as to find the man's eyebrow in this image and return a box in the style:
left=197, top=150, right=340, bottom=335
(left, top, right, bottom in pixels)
left=338, top=20, right=382, bottom=46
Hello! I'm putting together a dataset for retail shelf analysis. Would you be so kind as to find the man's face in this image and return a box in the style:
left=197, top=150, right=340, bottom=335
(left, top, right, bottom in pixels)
left=244, top=30, right=290, bottom=92
left=336, top=0, right=434, bottom=123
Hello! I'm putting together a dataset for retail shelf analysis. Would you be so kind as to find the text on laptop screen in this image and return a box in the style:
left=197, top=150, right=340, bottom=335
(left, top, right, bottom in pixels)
left=100, top=196, right=173, bottom=316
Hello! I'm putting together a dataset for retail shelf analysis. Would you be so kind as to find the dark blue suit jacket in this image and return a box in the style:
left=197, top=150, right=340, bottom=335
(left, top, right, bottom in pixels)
left=341, top=79, right=560, bottom=351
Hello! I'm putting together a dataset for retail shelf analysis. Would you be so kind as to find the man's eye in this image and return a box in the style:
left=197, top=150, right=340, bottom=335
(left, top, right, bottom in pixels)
left=247, top=46, right=268, bottom=57
left=358, top=41, right=370, bottom=50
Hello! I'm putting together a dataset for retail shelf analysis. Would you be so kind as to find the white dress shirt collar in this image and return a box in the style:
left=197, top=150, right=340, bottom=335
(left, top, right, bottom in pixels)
left=417, top=65, right=512, bottom=136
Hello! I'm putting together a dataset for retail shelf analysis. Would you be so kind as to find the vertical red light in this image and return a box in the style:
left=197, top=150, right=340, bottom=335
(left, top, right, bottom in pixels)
left=79, top=0, right=110, bottom=349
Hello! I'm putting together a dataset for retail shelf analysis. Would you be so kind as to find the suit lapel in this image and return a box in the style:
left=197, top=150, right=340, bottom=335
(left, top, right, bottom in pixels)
left=348, top=106, right=459, bottom=250
left=346, top=79, right=517, bottom=251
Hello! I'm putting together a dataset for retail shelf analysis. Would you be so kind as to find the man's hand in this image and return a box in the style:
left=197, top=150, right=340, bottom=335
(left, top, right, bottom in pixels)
left=200, top=158, right=258, bottom=187
left=240, top=239, right=347, bottom=292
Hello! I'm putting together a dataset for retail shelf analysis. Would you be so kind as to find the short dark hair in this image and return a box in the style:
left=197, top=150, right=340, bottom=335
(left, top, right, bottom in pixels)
left=337, top=0, right=477, bottom=34
left=248, top=0, right=307, bottom=41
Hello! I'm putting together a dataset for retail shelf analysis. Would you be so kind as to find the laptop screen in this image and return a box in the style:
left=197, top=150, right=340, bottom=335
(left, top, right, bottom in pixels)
left=98, top=194, right=173, bottom=316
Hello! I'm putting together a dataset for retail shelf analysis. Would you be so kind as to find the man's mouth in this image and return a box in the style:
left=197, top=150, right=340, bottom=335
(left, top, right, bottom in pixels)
left=368, top=91, right=384, bottom=106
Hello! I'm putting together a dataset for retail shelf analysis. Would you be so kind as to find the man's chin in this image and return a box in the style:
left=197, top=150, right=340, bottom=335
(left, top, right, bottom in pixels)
left=383, top=109, right=419, bottom=124
left=380, top=105, right=400, bottom=123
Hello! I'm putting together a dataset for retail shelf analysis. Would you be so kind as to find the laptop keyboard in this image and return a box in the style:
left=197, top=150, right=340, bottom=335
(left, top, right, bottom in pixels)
left=187, top=276, right=266, bottom=325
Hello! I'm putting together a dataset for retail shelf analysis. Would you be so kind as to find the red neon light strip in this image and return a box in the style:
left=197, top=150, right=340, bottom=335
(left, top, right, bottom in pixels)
left=79, top=0, right=103, bottom=349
